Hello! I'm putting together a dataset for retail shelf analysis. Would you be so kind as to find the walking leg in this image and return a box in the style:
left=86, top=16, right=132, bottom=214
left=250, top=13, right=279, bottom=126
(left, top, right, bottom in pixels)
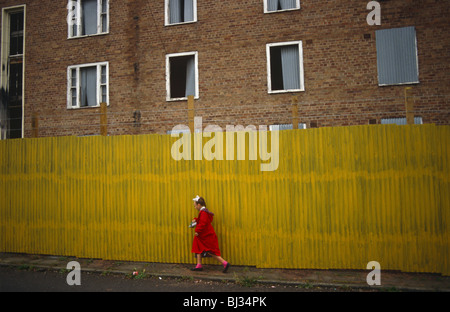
left=210, top=254, right=226, bottom=265
left=196, top=253, right=202, bottom=266
left=191, top=253, right=203, bottom=271
left=210, top=254, right=230, bottom=273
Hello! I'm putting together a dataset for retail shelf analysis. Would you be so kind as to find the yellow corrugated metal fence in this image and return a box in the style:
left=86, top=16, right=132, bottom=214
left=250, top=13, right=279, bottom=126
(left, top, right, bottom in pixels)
left=0, top=124, right=448, bottom=275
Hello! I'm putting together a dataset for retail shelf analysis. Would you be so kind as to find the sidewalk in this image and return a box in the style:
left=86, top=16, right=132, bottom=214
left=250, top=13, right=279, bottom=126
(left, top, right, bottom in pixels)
left=0, top=252, right=448, bottom=292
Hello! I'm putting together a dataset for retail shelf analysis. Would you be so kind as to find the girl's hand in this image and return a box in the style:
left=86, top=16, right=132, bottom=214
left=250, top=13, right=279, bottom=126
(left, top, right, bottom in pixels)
left=195, top=232, right=199, bottom=237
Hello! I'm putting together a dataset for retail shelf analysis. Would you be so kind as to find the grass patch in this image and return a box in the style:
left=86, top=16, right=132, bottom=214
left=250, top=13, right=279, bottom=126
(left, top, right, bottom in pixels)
left=235, top=274, right=261, bottom=288
left=126, top=268, right=147, bottom=279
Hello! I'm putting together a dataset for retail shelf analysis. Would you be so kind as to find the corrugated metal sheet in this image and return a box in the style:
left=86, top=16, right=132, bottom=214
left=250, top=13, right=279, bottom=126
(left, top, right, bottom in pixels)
left=376, top=26, right=419, bottom=86
left=0, top=125, right=449, bottom=275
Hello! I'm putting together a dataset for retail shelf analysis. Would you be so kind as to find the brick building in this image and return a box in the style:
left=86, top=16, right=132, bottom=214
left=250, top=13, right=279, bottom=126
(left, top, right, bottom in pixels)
left=0, top=0, right=449, bottom=138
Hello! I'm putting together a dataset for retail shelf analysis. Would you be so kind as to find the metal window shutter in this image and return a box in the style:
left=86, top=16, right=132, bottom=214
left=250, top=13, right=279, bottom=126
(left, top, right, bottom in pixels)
left=376, top=26, right=419, bottom=86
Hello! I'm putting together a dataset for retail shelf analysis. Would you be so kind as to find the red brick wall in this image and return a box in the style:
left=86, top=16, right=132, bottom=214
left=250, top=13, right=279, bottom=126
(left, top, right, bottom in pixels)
left=0, top=0, right=448, bottom=137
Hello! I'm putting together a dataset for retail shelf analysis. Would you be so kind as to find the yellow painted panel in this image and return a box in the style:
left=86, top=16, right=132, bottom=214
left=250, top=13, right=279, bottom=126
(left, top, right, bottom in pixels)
left=0, top=125, right=448, bottom=275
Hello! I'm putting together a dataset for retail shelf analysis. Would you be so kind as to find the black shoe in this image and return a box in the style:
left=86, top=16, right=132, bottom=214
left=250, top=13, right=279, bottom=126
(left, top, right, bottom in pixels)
left=191, top=267, right=203, bottom=271
left=222, top=263, right=230, bottom=273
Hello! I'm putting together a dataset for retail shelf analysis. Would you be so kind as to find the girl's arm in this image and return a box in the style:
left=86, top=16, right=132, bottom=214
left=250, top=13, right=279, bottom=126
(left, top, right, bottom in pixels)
left=195, top=212, right=208, bottom=235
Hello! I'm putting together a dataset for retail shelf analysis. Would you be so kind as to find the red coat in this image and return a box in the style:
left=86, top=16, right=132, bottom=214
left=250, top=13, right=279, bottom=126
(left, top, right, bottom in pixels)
left=191, top=208, right=221, bottom=256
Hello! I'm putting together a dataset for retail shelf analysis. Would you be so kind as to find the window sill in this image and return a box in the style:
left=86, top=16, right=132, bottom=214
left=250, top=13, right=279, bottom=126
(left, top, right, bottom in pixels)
left=67, top=104, right=109, bottom=110
left=166, top=96, right=199, bottom=102
left=268, top=88, right=305, bottom=94
left=68, top=32, right=109, bottom=40
left=264, top=7, right=300, bottom=14
left=378, top=81, right=419, bottom=87
left=165, top=20, right=197, bottom=27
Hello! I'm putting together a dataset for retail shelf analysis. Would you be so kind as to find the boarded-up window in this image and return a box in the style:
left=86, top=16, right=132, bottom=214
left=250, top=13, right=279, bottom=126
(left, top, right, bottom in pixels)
left=376, top=26, right=419, bottom=86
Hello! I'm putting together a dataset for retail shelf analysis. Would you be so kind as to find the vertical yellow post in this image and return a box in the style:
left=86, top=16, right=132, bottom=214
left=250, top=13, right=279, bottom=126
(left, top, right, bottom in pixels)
left=100, top=102, right=107, bottom=136
left=188, top=95, right=195, bottom=133
left=405, top=87, right=414, bottom=125
left=292, top=96, right=299, bottom=129
left=31, top=112, right=38, bottom=138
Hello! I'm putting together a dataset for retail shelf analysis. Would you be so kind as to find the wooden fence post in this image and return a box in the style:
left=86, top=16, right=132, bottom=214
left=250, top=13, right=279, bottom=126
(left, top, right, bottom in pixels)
left=100, top=102, right=107, bottom=136
left=405, top=87, right=414, bottom=125
left=292, top=96, right=299, bottom=129
left=31, top=112, right=38, bottom=138
left=188, top=95, right=195, bottom=133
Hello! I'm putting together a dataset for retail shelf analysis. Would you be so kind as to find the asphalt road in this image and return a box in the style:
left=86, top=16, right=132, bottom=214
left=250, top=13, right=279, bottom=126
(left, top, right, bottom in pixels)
left=0, top=266, right=324, bottom=292
left=0, top=265, right=341, bottom=310
left=0, top=266, right=243, bottom=292
left=1, top=266, right=430, bottom=311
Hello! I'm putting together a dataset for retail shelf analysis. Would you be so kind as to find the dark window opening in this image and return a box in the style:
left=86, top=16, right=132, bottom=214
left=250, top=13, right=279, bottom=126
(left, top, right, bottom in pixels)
left=179, top=0, right=186, bottom=21
left=170, top=56, right=188, bottom=99
left=270, top=46, right=284, bottom=91
left=169, top=55, right=195, bottom=99
left=7, top=62, right=23, bottom=139
left=3, top=10, right=24, bottom=139
left=9, top=12, right=24, bottom=56
left=269, top=43, right=301, bottom=92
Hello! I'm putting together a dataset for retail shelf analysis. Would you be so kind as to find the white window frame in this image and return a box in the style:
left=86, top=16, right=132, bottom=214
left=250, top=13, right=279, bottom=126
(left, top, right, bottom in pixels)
left=263, top=0, right=300, bottom=14
left=67, top=0, right=109, bottom=39
left=164, top=0, right=198, bottom=26
left=266, top=41, right=305, bottom=94
left=166, top=51, right=199, bottom=102
left=1, top=5, right=26, bottom=139
left=67, top=62, right=109, bottom=109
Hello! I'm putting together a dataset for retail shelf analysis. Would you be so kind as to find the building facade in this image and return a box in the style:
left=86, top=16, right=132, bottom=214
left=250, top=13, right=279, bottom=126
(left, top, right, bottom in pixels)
left=0, top=0, right=449, bottom=138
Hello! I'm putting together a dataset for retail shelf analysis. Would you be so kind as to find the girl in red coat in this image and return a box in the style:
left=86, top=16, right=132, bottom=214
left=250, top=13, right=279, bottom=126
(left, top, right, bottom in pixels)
left=190, top=195, right=230, bottom=273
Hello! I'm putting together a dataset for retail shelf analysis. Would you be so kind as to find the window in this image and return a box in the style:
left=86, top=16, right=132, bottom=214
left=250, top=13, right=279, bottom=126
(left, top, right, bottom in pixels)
left=266, top=41, right=304, bottom=93
left=67, top=62, right=109, bottom=109
left=68, top=0, right=109, bottom=38
left=165, top=0, right=197, bottom=26
left=376, top=26, right=419, bottom=86
left=1, top=6, right=25, bottom=139
left=166, top=52, right=199, bottom=101
left=381, top=117, right=422, bottom=125
left=269, top=123, right=306, bottom=131
left=264, top=0, right=300, bottom=13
